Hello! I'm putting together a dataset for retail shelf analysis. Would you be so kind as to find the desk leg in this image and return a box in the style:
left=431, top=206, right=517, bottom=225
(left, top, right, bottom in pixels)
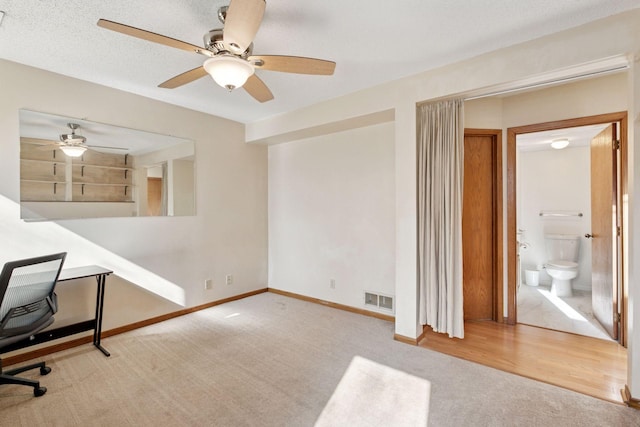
left=94, top=274, right=110, bottom=357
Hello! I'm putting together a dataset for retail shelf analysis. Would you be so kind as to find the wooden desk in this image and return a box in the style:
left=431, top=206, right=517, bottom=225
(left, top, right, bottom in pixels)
left=0, top=265, right=113, bottom=357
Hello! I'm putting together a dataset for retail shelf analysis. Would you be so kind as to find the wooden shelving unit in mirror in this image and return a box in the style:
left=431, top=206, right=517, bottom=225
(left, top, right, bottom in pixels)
left=20, top=138, right=134, bottom=203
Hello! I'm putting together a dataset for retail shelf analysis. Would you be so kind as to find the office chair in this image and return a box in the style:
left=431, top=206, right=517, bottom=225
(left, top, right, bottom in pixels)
left=0, top=252, right=66, bottom=397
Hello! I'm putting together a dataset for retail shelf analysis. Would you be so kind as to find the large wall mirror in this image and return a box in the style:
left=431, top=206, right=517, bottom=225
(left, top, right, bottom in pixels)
left=19, top=110, right=196, bottom=221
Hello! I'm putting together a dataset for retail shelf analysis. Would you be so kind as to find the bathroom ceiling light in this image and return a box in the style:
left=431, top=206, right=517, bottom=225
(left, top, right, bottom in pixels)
left=550, top=138, right=570, bottom=150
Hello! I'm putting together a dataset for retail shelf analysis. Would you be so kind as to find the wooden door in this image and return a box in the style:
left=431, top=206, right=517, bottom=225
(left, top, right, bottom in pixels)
left=463, top=133, right=496, bottom=320
left=590, top=124, right=618, bottom=339
left=147, top=177, right=163, bottom=216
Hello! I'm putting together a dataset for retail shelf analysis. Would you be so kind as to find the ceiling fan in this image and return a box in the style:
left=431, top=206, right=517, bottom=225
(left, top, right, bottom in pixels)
left=35, top=123, right=127, bottom=157
left=97, top=0, right=336, bottom=103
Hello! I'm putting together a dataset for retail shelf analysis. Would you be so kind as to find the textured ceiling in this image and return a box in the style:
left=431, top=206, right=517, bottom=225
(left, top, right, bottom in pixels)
left=1, top=0, right=638, bottom=124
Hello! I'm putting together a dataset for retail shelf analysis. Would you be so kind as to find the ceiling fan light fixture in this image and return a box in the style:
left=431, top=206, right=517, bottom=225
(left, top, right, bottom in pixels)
left=59, top=145, right=87, bottom=157
left=203, top=55, right=254, bottom=91
left=550, top=138, right=570, bottom=150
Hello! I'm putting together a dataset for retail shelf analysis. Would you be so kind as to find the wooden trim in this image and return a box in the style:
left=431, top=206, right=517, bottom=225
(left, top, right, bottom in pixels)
left=2, top=336, right=94, bottom=367
left=506, top=112, right=628, bottom=338
left=267, top=288, right=395, bottom=322
left=495, top=131, right=504, bottom=323
left=622, top=385, right=640, bottom=409
left=619, top=117, right=628, bottom=348
left=394, top=334, right=419, bottom=345
left=3, top=288, right=268, bottom=366
left=394, top=324, right=430, bottom=346
left=464, top=129, right=504, bottom=322
left=506, top=112, right=628, bottom=135
left=506, top=127, right=517, bottom=324
left=416, top=324, right=429, bottom=344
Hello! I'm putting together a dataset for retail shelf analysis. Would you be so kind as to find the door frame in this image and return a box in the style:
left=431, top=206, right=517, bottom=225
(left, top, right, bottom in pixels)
left=464, top=128, right=503, bottom=322
left=506, top=112, right=628, bottom=345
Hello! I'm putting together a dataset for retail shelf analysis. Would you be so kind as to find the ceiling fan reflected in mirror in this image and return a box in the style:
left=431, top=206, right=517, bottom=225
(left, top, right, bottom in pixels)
left=35, top=123, right=128, bottom=157
left=97, top=0, right=336, bottom=103
left=58, top=123, right=88, bottom=157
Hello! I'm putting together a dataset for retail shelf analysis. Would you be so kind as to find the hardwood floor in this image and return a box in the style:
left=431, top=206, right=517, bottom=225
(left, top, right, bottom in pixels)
left=418, top=321, right=627, bottom=404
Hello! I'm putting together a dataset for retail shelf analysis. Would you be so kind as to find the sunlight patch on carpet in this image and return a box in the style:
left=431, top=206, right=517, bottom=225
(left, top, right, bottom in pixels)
left=315, top=356, right=430, bottom=426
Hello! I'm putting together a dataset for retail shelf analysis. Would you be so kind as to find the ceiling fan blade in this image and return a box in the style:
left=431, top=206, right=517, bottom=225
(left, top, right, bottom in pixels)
left=249, top=55, right=336, bottom=75
left=223, top=0, right=266, bottom=54
left=243, top=74, right=274, bottom=103
left=159, top=66, right=209, bottom=89
left=97, top=19, right=212, bottom=57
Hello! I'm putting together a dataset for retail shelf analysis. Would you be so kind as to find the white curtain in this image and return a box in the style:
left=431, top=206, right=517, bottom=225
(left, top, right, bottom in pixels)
left=417, top=99, right=464, bottom=338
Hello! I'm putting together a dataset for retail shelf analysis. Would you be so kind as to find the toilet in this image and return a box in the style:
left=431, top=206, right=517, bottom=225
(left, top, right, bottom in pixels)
left=544, top=234, right=580, bottom=297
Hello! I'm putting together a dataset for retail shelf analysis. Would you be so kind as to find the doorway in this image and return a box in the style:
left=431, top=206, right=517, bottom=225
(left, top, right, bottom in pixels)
left=146, top=164, right=165, bottom=216
left=506, top=112, right=628, bottom=345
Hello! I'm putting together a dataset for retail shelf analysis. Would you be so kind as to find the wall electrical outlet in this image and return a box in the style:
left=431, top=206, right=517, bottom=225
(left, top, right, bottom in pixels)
left=225, top=274, right=233, bottom=285
left=204, top=279, right=213, bottom=290
left=330, top=279, right=336, bottom=289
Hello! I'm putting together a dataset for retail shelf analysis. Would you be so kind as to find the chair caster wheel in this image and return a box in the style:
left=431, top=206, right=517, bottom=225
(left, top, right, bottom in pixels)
left=34, top=386, right=47, bottom=397
left=40, top=366, right=51, bottom=375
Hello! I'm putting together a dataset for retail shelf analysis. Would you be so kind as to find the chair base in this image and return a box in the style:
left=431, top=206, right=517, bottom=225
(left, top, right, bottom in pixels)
left=1, top=360, right=51, bottom=397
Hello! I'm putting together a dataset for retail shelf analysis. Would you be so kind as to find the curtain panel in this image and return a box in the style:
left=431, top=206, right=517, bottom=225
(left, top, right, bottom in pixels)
left=417, top=99, right=464, bottom=338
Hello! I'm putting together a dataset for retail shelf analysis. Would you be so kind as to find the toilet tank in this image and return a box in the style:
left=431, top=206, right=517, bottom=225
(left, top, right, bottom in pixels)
left=545, top=234, right=580, bottom=262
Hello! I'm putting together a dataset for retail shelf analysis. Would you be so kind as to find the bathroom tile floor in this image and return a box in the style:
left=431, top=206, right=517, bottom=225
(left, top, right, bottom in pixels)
left=517, top=284, right=613, bottom=341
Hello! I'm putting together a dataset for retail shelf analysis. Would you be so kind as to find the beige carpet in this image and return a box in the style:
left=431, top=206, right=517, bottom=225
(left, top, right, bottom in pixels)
left=1, top=292, right=639, bottom=426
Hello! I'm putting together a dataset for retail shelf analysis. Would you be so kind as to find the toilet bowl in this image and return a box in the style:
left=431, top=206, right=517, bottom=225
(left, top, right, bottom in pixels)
left=544, top=260, right=578, bottom=297
left=544, top=234, right=581, bottom=298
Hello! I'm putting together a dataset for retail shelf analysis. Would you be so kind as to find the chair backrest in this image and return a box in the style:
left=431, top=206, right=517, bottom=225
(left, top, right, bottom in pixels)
left=0, top=253, right=66, bottom=339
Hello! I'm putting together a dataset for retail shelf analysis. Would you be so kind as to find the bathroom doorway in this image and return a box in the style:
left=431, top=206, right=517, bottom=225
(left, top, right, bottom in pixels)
left=506, top=112, right=628, bottom=344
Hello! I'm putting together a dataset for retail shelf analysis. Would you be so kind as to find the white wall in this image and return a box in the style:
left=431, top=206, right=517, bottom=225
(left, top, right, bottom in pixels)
left=518, top=147, right=592, bottom=290
left=171, top=159, right=195, bottom=216
left=20, top=201, right=136, bottom=220
left=268, top=123, right=395, bottom=311
left=0, top=59, right=268, bottom=352
left=501, top=73, right=628, bottom=127
left=629, top=39, right=640, bottom=400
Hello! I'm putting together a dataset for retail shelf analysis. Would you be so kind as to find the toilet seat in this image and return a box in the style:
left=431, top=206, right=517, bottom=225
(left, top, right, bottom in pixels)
left=546, top=260, right=578, bottom=270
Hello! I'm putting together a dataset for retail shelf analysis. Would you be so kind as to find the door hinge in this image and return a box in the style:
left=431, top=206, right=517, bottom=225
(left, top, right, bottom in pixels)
left=617, top=226, right=621, bottom=237
left=613, top=140, right=621, bottom=150
left=617, top=312, right=621, bottom=323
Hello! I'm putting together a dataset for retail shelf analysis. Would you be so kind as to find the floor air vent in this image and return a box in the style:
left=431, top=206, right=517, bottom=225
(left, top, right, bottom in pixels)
left=364, top=291, right=394, bottom=313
